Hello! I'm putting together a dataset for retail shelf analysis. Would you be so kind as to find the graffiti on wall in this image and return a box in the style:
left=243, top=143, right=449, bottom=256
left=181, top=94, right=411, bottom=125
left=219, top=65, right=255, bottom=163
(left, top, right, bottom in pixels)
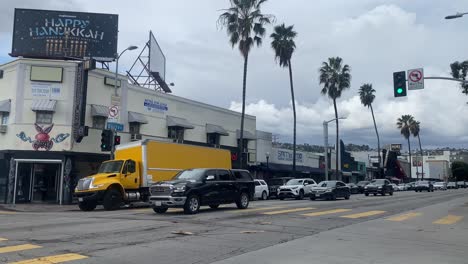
left=16, top=123, right=70, bottom=151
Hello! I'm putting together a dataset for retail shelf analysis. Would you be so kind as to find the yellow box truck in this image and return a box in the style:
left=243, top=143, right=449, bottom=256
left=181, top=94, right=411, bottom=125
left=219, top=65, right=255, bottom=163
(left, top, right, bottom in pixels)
left=74, top=139, right=232, bottom=211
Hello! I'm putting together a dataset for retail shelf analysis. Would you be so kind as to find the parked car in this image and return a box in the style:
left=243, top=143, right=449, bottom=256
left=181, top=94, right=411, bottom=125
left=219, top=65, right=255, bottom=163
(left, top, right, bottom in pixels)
left=346, top=183, right=360, bottom=194
left=414, top=181, right=434, bottom=192
left=277, top=178, right=317, bottom=200
left=356, top=181, right=370, bottom=194
left=149, top=168, right=255, bottom=214
left=266, top=177, right=294, bottom=198
left=457, top=181, right=466, bottom=189
left=254, top=179, right=269, bottom=200
left=311, top=181, right=351, bottom=200
left=364, top=179, right=394, bottom=196
left=390, top=183, right=399, bottom=191
left=447, top=182, right=458, bottom=189
left=397, top=183, right=407, bottom=191
left=406, top=182, right=416, bottom=191
left=433, top=182, right=447, bottom=191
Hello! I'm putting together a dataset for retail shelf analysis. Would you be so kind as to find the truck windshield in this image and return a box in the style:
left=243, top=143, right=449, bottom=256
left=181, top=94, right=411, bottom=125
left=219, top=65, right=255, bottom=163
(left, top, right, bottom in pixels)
left=174, top=169, right=205, bottom=181
left=98, top=161, right=123, bottom=174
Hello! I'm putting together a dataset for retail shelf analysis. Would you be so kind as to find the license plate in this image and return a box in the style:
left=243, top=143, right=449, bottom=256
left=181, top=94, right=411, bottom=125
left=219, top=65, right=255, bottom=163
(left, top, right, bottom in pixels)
left=78, top=198, right=83, bottom=202
left=155, top=201, right=162, bottom=206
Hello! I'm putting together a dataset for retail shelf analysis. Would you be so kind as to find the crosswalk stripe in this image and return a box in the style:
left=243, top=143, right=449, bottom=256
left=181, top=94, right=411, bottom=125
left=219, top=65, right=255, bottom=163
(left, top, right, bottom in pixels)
left=386, top=212, right=421, bottom=222
left=9, top=253, right=88, bottom=264
left=0, top=211, right=16, bottom=215
left=341, top=210, right=386, bottom=219
left=433, top=215, right=463, bottom=225
left=262, top=207, right=315, bottom=215
left=0, top=244, right=41, bottom=254
left=231, top=206, right=285, bottom=213
left=0, top=238, right=7, bottom=241
left=301, top=209, right=352, bottom=217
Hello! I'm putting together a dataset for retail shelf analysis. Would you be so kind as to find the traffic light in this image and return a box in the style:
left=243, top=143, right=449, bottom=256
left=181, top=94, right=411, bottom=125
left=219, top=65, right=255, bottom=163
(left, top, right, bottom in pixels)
left=100, top=129, right=112, bottom=151
left=114, top=135, right=121, bottom=146
left=393, top=71, right=407, bottom=97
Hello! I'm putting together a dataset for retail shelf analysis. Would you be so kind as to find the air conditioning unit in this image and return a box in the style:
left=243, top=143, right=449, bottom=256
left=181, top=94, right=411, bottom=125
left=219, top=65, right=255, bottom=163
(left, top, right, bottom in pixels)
left=0, top=125, right=7, bottom=133
left=130, top=134, right=142, bottom=141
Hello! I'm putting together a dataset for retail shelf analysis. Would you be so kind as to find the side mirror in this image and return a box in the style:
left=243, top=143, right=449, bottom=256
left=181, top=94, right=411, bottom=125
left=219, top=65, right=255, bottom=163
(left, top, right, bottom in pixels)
left=206, top=175, right=215, bottom=181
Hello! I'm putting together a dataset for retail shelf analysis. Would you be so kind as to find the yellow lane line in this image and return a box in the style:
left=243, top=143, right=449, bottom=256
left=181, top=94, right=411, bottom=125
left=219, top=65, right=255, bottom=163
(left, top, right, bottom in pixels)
left=386, top=212, right=422, bottom=222
left=0, top=244, right=41, bottom=254
left=0, top=238, right=7, bottom=241
left=262, top=207, right=315, bottom=215
left=231, top=206, right=285, bottom=213
left=341, top=210, right=386, bottom=219
left=0, top=211, right=16, bottom=215
left=302, top=209, right=352, bottom=217
left=433, top=215, right=463, bottom=225
left=9, top=253, right=88, bottom=264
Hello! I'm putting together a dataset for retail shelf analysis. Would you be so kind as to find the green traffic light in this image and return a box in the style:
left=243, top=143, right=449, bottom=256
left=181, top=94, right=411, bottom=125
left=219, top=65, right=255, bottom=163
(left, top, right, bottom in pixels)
left=397, top=88, right=403, bottom=94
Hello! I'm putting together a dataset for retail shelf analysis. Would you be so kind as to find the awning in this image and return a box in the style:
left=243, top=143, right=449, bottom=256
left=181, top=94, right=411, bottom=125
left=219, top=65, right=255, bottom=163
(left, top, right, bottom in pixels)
left=167, top=116, right=194, bottom=129
left=258, top=162, right=324, bottom=174
left=91, top=105, right=109, bottom=117
left=236, top=130, right=256, bottom=140
left=206, top=123, right=229, bottom=136
left=0, top=99, right=11, bottom=113
left=31, top=99, right=57, bottom=112
left=128, top=111, right=148, bottom=124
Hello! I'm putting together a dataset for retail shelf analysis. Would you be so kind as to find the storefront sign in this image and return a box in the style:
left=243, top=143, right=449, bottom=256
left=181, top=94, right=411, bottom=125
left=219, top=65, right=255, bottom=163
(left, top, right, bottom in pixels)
left=144, top=99, right=168, bottom=113
left=277, top=150, right=303, bottom=163
left=31, top=82, right=61, bottom=98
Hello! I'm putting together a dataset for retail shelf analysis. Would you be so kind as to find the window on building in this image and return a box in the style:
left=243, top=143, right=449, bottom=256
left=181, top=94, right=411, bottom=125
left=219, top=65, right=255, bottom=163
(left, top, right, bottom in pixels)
left=1, top=113, right=8, bottom=125
left=129, top=123, right=141, bottom=135
left=168, top=127, right=185, bottom=143
left=36, top=111, right=53, bottom=124
left=92, top=116, right=107, bottom=130
left=207, top=133, right=221, bottom=146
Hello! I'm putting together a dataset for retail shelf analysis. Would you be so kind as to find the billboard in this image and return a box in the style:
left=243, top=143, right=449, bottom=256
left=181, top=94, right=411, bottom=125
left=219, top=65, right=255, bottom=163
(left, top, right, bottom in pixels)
left=11, top=8, right=118, bottom=61
left=149, top=31, right=166, bottom=81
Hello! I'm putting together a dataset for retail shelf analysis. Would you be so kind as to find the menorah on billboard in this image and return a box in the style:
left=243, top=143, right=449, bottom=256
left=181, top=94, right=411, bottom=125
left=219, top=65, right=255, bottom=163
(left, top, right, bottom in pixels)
left=10, top=8, right=118, bottom=61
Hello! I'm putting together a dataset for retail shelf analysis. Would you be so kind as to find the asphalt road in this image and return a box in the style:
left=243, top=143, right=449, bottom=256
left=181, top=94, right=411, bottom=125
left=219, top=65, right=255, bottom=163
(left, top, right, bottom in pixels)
left=0, top=189, right=466, bottom=264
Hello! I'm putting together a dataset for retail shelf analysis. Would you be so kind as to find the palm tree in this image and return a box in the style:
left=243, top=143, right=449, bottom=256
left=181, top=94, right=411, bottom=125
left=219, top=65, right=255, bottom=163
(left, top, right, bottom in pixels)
left=410, top=120, right=423, bottom=180
left=358, top=84, right=381, bottom=171
left=218, top=0, right=274, bottom=168
left=450, top=61, right=468, bottom=96
left=319, top=57, right=351, bottom=180
left=396, top=115, right=415, bottom=179
left=271, top=24, right=297, bottom=176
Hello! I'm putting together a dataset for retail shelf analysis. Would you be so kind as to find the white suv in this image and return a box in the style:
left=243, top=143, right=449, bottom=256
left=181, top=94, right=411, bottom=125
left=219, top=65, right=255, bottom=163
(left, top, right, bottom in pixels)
left=278, top=178, right=317, bottom=200
left=254, top=179, right=269, bottom=200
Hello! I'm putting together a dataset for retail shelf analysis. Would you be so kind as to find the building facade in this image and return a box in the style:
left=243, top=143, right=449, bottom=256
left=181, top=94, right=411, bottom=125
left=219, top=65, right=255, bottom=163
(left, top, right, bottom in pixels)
left=0, top=58, right=256, bottom=204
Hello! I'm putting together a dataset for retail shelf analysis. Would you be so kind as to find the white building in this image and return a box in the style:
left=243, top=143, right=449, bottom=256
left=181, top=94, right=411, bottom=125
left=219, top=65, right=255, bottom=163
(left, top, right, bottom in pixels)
left=0, top=58, right=256, bottom=204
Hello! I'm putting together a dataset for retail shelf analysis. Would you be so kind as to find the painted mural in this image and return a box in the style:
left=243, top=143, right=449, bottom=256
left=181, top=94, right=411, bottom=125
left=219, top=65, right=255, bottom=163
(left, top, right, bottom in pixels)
left=16, top=123, right=70, bottom=151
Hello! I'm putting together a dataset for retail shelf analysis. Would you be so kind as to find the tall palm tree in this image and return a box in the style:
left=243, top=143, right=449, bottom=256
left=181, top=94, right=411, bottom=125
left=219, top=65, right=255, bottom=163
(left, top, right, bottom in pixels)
left=450, top=61, right=468, bottom=96
left=358, top=84, right=381, bottom=171
left=319, top=57, right=351, bottom=180
left=410, top=120, right=424, bottom=180
left=396, top=115, right=415, bottom=179
left=271, top=24, right=297, bottom=176
left=218, top=0, right=274, bottom=168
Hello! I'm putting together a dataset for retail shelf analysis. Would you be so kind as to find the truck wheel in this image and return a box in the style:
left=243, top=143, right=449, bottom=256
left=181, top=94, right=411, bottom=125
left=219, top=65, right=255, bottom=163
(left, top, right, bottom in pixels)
left=78, top=201, right=96, bottom=211
left=184, top=195, right=200, bottom=214
left=279, top=197, right=285, bottom=200
left=103, top=188, right=122, bottom=211
left=373, top=193, right=377, bottom=196
left=389, top=192, right=393, bottom=196
left=261, top=191, right=268, bottom=200
left=365, top=193, right=369, bottom=196
left=296, top=190, right=304, bottom=200
left=152, top=207, right=168, bottom=214
left=236, top=192, right=249, bottom=209
left=209, top=204, right=220, bottom=209
left=381, top=191, right=386, bottom=196
left=345, top=194, right=350, bottom=200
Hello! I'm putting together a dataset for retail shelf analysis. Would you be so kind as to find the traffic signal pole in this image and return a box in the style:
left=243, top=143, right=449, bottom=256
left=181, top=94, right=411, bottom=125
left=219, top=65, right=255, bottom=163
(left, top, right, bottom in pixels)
left=110, top=129, right=115, bottom=160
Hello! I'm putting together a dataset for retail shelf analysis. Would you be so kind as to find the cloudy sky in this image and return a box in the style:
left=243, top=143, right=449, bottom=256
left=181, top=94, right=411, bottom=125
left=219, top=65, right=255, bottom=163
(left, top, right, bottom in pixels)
left=1, top=0, right=468, bottom=149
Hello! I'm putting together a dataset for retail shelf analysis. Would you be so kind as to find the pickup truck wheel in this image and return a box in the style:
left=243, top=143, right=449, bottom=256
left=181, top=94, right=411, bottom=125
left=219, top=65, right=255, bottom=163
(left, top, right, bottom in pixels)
left=152, top=207, right=168, bottom=214
left=296, top=190, right=304, bottom=200
left=373, top=193, right=377, bottom=196
left=279, top=197, right=285, bottom=200
left=184, top=195, right=200, bottom=214
left=345, top=194, right=350, bottom=200
left=381, top=191, right=386, bottom=196
left=236, top=192, right=249, bottom=209
left=78, top=201, right=96, bottom=211
left=209, top=204, right=220, bottom=209
left=365, top=193, right=369, bottom=196
left=261, top=191, right=268, bottom=200
left=103, top=188, right=122, bottom=211
left=389, top=192, right=394, bottom=196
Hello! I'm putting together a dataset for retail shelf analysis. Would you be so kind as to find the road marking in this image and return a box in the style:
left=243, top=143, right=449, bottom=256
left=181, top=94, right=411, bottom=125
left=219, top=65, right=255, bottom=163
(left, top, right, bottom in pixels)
left=0, top=211, right=16, bottom=215
left=0, top=238, right=7, bottom=241
left=262, top=207, right=315, bottom=215
left=301, top=209, right=352, bottom=217
left=0, top=244, right=41, bottom=254
left=386, top=212, right=421, bottom=222
left=231, top=206, right=285, bottom=213
left=433, top=215, right=463, bottom=225
left=9, top=253, right=88, bottom=264
left=341, top=210, right=386, bottom=219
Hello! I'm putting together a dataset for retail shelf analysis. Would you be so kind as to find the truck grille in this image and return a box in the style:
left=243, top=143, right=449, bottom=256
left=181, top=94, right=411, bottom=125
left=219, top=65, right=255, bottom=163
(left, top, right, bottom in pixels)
left=150, top=186, right=172, bottom=196
left=77, top=178, right=92, bottom=191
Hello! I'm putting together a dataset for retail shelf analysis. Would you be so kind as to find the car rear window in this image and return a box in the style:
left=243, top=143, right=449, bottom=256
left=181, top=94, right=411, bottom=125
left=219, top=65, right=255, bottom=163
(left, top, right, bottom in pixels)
left=254, top=181, right=261, bottom=186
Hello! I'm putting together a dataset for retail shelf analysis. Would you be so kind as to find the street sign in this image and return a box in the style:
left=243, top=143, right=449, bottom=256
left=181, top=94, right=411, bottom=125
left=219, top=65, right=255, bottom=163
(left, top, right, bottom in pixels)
left=407, top=68, right=424, bottom=90
left=107, top=122, right=124, bottom=132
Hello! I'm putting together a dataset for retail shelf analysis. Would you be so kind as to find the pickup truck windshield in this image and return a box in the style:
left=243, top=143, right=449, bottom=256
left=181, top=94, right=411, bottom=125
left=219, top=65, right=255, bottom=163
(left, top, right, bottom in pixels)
left=174, top=169, right=205, bottom=181
left=98, top=161, right=123, bottom=174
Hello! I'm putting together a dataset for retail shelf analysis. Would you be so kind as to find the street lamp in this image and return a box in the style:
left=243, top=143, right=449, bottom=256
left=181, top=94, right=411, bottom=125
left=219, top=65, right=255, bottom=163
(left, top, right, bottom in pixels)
left=114, top=45, right=138, bottom=96
left=323, top=117, right=347, bottom=181
left=445, top=12, right=468, bottom=19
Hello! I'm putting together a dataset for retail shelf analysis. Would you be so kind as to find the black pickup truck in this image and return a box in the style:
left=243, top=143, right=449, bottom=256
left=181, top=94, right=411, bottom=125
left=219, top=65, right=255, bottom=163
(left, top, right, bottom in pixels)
left=149, top=168, right=255, bottom=214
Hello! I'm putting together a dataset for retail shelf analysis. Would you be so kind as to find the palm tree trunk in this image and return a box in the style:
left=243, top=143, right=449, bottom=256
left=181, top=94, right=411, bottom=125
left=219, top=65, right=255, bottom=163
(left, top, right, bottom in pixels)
left=369, top=104, right=381, bottom=173
left=418, top=134, right=424, bottom=179
left=288, top=61, right=296, bottom=177
left=239, top=53, right=249, bottom=169
left=333, top=98, right=340, bottom=181
left=407, top=137, right=412, bottom=180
